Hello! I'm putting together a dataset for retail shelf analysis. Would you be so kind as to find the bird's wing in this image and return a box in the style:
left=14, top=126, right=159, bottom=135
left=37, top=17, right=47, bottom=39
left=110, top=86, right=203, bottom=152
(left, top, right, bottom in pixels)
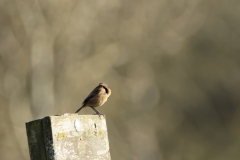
left=82, top=86, right=102, bottom=105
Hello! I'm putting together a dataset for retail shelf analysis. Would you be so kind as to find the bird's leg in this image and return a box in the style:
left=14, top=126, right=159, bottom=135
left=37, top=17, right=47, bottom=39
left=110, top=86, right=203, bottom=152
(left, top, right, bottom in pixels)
left=91, top=107, right=103, bottom=115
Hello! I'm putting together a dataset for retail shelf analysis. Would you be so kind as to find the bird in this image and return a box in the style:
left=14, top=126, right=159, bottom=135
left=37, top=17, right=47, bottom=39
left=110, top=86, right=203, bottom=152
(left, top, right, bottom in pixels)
left=75, top=83, right=111, bottom=115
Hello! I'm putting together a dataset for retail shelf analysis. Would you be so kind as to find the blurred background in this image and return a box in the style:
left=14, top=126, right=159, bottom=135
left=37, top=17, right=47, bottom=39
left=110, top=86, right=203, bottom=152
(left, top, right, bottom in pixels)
left=0, top=0, right=240, bottom=159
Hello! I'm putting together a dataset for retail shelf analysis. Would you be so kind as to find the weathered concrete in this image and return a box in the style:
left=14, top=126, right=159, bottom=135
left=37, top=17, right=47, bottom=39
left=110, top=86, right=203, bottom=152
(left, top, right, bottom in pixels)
left=26, top=119, right=47, bottom=160
left=26, top=114, right=111, bottom=160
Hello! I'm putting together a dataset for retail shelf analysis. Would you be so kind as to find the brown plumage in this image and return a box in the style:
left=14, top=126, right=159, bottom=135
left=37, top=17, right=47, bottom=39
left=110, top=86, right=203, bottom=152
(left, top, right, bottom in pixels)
left=75, top=83, right=111, bottom=115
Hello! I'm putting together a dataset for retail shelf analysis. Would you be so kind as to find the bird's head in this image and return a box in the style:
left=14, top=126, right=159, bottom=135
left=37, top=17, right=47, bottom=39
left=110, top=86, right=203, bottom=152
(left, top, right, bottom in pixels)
left=99, top=83, right=108, bottom=87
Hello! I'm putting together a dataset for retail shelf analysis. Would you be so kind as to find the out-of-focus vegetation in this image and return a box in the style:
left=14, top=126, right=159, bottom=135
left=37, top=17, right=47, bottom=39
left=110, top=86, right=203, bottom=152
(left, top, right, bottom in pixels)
left=0, top=0, right=240, bottom=159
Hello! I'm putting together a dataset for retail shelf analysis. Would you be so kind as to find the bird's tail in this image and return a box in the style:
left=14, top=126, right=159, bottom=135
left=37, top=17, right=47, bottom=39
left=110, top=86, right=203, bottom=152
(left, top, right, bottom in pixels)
left=75, top=104, right=85, bottom=113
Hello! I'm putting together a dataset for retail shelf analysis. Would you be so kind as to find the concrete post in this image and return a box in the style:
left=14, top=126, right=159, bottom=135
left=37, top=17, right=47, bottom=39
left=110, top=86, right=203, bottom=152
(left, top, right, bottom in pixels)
left=26, top=114, right=111, bottom=160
